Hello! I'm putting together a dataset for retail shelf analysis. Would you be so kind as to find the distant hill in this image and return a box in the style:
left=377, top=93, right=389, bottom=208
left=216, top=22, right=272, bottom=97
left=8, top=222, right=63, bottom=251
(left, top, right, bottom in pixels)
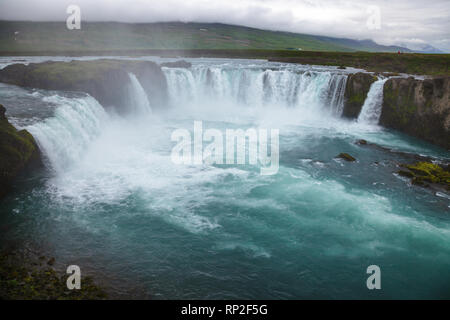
left=400, top=43, right=444, bottom=54
left=0, top=21, right=412, bottom=53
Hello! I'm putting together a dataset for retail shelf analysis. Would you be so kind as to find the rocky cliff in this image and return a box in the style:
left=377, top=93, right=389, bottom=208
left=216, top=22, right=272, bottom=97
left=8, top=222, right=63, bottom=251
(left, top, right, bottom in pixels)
left=380, top=77, right=450, bottom=150
left=0, top=104, right=41, bottom=199
left=342, top=72, right=377, bottom=119
left=0, top=60, right=168, bottom=113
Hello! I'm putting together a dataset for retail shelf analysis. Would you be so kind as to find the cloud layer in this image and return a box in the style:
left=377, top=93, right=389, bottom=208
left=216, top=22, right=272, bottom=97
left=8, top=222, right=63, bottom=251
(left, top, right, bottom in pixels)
left=1, top=0, right=449, bottom=52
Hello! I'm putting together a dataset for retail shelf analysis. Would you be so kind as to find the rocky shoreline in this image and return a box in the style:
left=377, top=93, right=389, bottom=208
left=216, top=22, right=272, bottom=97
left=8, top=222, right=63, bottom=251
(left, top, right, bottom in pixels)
left=0, top=249, right=108, bottom=300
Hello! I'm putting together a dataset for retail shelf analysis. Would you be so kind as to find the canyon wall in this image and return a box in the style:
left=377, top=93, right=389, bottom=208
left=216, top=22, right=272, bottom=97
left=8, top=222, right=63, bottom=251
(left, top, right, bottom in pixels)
left=380, top=77, right=450, bottom=150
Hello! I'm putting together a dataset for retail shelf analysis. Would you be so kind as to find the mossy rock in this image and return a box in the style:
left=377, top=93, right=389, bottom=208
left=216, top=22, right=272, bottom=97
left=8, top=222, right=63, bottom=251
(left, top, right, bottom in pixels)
left=0, top=252, right=108, bottom=300
left=0, top=104, right=41, bottom=199
left=398, top=161, right=450, bottom=191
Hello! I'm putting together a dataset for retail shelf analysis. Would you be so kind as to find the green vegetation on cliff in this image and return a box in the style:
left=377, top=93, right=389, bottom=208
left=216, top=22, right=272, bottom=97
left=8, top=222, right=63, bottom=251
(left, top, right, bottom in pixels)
left=0, top=104, right=41, bottom=198
left=380, top=77, right=450, bottom=149
left=342, top=73, right=377, bottom=118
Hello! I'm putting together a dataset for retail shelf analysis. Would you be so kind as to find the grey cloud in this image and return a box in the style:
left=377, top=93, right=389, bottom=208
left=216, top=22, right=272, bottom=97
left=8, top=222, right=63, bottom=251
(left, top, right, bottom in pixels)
left=0, top=0, right=449, bottom=52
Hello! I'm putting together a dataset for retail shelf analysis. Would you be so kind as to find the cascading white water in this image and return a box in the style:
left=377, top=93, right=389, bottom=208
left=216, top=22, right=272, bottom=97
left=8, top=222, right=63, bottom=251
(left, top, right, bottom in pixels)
left=163, top=66, right=348, bottom=116
left=327, top=74, right=348, bottom=116
left=126, top=73, right=152, bottom=114
left=27, top=94, right=108, bottom=173
left=357, top=78, right=388, bottom=124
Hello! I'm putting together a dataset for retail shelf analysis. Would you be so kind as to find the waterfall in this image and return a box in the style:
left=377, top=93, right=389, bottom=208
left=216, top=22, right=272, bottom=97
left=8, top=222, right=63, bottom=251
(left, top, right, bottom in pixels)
left=28, top=65, right=351, bottom=174
left=163, top=66, right=348, bottom=116
left=326, top=74, right=348, bottom=116
left=126, top=73, right=152, bottom=114
left=357, top=78, right=388, bottom=124
left=27, top=94, right=108, bottom=173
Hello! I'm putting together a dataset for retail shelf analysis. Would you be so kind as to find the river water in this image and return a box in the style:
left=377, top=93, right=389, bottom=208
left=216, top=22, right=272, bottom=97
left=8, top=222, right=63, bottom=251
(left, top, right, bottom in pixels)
left=0, top=57, right=449, bottom=299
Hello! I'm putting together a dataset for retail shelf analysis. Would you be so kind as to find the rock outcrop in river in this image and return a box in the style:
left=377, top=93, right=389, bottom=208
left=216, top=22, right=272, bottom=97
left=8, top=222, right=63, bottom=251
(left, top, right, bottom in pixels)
left=0, top=104, right=41, bottom=199
left=380, top=77, right=450, bottom=150
left=0, top=60, right=168, bottom=113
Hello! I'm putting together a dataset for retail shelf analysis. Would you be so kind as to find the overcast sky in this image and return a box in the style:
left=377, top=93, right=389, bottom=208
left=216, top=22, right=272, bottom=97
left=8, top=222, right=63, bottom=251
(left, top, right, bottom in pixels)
left=1, top=0, right=449, bottom=52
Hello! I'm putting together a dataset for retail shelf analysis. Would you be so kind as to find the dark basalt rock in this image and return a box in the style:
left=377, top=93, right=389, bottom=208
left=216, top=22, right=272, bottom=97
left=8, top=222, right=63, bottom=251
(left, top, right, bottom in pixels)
left=355, top=139, right=367, bottom=145
left=0, top=104, right=41, bottom=199
left=336, top=153, right=356, bottom=162
left=342, top=73, right=377, bottom=119
left=0, top=59, right=169, bottom=113
left=161, top=60, right=192, bottom=68
left=380, top=76, right=450, bottom=150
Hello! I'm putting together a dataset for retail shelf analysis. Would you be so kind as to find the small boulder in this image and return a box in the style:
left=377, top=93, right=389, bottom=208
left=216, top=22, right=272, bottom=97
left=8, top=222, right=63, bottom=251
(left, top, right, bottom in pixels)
left=47, top=257, right=55, bottom=266
left=336, top=153, right=356, bottom=162
left=356, top=139, right=367, bottom=145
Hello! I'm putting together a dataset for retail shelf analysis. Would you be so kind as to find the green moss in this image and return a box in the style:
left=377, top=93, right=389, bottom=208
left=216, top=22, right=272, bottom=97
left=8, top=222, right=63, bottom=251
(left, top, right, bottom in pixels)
left=343, top=73, right=377, bottom=119
left=398, top=161, right=450, bottom=190
left=0, top=104, right=41, bottom=198
left=0, top=252, right=108, bottom=300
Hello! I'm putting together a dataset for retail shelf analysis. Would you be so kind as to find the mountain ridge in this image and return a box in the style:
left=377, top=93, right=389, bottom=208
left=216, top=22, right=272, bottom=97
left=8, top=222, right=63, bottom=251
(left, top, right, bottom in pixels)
left=0, top=20, right=412, bottom=53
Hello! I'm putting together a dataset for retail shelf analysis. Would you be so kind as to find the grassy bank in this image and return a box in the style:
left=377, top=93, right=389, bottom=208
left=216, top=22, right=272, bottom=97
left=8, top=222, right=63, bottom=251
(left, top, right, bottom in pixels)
left=1, top=49, right=448, bottom=77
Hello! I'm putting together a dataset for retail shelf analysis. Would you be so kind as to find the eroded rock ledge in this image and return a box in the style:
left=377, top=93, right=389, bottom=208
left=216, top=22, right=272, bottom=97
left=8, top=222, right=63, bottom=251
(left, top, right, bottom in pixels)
left=380, top=77, right=450, bottom=150
left=0, top=59, right=168, bottom=113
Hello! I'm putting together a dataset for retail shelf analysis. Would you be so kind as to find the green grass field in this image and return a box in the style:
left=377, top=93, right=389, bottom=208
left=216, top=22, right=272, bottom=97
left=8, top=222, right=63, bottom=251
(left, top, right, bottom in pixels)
left=0, top=21, right=411, bottom=53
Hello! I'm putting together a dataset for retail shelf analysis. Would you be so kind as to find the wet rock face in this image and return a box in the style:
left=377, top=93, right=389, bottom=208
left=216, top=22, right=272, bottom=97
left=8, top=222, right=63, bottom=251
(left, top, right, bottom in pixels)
left=0, top=59, right=169, bottom=113
left=380, top=77, right=450, bottom=150
left=0, top=104, right=41, bottom=199
left=161, top=60, right=192, bottom=68
left=342, top=72, right=377, bottom=119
